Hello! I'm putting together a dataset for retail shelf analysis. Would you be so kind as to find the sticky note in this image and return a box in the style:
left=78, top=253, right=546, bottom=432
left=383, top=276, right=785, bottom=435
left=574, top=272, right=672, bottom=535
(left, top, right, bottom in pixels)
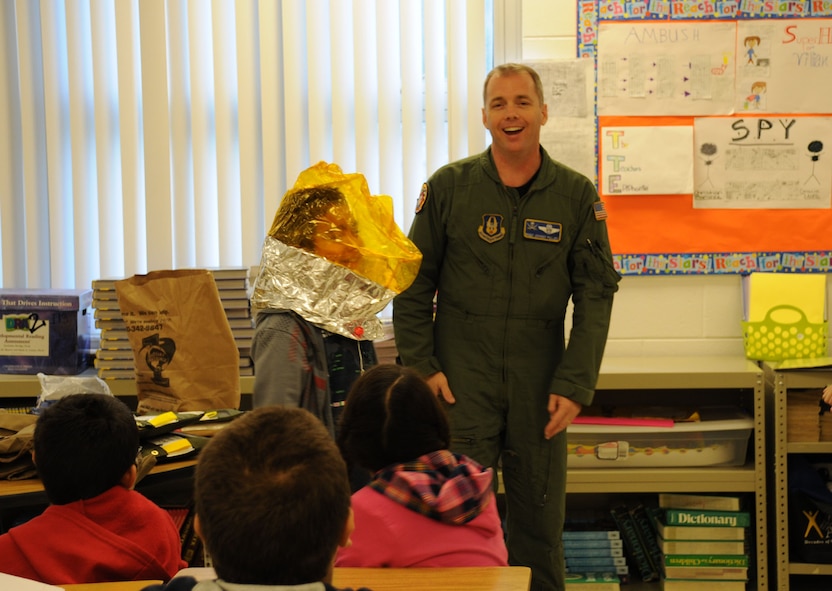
left=148, top=411, right=178, bottom=427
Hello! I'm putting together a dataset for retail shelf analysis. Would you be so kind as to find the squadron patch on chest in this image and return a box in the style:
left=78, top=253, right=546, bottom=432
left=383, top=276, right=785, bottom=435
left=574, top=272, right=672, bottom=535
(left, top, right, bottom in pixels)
left=478, top=214, right=506, bottom=243
left=523, top=219, right=562, bottom=242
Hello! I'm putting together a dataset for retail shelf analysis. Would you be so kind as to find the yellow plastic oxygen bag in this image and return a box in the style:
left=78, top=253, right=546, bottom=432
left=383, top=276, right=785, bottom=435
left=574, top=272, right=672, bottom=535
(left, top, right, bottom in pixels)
left=251, top=162, right=422, bottom=340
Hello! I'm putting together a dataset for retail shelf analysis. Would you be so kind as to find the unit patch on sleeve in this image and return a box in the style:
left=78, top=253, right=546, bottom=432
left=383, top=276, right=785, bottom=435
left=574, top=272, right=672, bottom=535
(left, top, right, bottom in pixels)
left=415, top=183, right=428, bottom=214
left=478, top=214, right=506, bottom=243
left=523, top=219, right=562, bottom=242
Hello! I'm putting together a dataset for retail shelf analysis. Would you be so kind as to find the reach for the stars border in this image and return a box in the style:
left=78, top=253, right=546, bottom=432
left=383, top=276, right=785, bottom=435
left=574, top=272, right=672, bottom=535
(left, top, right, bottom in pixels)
left=613, top=250, right=832, bottom=275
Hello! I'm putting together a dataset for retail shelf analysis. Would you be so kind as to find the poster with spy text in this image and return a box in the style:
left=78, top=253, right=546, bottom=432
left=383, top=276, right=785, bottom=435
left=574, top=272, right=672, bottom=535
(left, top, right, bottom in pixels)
left=693, top=116, right=832, bottom=209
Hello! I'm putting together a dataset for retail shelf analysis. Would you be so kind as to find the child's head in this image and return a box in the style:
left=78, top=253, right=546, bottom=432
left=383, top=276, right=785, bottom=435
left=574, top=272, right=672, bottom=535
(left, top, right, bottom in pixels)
left=269, top=186, right=361, bottom=267
left=194, top=406, right=353, bottom=585
left=337, top=363, right=451, bottom=472
left=33, top=393, right=139, bottom=505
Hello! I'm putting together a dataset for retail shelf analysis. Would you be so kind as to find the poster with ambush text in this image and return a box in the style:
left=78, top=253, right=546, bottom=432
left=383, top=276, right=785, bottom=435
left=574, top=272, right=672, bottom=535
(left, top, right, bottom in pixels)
left=597, top=21, right=736, bottom=116
left=693, top=116, right=832, bottom=209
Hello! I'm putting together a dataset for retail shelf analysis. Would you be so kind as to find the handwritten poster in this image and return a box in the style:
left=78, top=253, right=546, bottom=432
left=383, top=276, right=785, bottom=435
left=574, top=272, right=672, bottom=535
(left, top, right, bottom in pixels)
left=693, top=116, right=832, bottom=209
left=597, top=21, right=736, bottom=116
left=736, top=19, right=832, bottom=114
left=600, top=125, right=693, bottom=194
left=574, top=3, right=832, bottom=273
left=530, top=59, right=598, bottom=180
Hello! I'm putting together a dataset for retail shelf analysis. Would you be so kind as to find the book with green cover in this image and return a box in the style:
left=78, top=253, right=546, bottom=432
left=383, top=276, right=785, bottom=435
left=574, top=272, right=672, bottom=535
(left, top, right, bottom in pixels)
left=663, top=565, right=747, bottom=580
left=660, top=579, right=746, bottom=591
left=664, top=554, right=749, bottom=568
left=661, top=508, right=750, bottom=528
left=657, top=521, right=746, bottom=541
left=658, top=537, right=745, bottom=556
left=658, top=493, right=742, bottom=512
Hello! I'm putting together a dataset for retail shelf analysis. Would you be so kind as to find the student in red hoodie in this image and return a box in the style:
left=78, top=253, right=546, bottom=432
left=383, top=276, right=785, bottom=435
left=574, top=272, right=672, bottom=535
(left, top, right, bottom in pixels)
left=0, top=393, right=186, bottom=585
left=335, top=364, right=508, bottom=568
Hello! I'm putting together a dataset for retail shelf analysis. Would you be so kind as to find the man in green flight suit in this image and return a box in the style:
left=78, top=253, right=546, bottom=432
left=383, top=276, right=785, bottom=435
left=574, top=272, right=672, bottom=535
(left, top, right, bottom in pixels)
left=393, top=63, right=621, bottom=591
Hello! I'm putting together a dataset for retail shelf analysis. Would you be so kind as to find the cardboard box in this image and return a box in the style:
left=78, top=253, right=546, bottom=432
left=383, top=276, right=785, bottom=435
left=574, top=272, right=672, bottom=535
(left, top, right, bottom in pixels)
left=0, top=289, right=93, bottom=375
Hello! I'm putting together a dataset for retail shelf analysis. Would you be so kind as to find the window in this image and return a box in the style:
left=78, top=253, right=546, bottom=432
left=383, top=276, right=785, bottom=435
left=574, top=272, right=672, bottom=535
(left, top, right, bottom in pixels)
left=0, top=0, right=519, bottom=289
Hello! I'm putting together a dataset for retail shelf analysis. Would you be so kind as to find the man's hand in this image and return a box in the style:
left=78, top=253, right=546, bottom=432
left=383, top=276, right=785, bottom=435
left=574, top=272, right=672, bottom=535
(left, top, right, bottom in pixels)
left=426, top=371, right=456, bottom=404
left=544, top=394, right=581, bottom=440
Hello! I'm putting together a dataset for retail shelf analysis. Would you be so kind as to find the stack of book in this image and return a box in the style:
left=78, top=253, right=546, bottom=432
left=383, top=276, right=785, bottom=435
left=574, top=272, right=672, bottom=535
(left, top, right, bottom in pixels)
left=564, top=571, right=621, bottom=591
left=91, top=268, right=254, bottom=380
left=609, top=504, right=661, bottom=584
left=654, top=493, right=750, bottom=591
left=563, top=527, right=628, bottom=586
left=211, top=267, right=254, bottom=376
left=92, top=280, right=135, bottom=380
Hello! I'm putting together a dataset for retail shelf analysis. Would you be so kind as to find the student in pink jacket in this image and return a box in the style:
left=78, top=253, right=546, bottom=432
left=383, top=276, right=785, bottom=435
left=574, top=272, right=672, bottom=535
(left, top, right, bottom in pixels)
left=335, top=364, right=508, bottom=567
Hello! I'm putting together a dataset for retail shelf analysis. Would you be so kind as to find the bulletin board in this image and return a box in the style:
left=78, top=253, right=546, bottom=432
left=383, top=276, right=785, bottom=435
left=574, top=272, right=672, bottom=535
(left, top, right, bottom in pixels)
left=571, top=0, right=832, bottom=275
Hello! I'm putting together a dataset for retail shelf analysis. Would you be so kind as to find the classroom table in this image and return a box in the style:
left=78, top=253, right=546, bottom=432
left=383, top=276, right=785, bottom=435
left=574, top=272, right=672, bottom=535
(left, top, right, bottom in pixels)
left=0, top=459, right=197, bottom=499
left=60, top=567, right=531, bottom=591
left=333, top=566, right=532, bottom=591
left=63, top=583, right=160, bottom=591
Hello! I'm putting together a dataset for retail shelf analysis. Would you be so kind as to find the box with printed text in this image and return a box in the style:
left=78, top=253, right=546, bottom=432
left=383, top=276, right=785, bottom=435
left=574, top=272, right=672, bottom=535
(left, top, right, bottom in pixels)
left=0, top=289, right=93, bottom=375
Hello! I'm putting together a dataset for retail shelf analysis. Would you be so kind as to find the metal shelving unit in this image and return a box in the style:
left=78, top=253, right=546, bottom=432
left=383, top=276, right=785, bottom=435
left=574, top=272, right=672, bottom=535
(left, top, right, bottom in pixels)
left=764, top=364, right=832, bottom=591
left=569, top=356, right=768, bottom=591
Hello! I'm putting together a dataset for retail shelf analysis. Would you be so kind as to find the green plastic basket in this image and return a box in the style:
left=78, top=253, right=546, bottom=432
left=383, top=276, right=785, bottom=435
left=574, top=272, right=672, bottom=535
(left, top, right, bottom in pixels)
left=742, top=304, right=828, bottom=362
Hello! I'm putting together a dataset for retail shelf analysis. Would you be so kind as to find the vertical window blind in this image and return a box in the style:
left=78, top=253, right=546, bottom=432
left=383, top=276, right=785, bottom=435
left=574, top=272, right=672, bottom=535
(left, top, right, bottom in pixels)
left=0, top=0, right=520, bottom=291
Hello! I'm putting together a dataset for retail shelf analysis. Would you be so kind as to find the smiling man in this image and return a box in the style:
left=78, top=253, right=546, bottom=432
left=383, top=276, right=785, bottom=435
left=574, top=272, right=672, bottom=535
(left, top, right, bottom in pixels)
left=393, top=63, right=621, bottom=591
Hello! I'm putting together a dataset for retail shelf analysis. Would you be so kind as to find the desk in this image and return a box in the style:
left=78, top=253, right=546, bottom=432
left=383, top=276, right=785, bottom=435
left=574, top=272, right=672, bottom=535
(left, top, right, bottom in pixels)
left=171, top=566, right=531, bottom=591
left=63, top=582, right=160, bottom=591
left=52, top=567, right=531, bottom=591
left=0, top=459, right=197, bottom=499
left=334, top=567, right=531, bottom=591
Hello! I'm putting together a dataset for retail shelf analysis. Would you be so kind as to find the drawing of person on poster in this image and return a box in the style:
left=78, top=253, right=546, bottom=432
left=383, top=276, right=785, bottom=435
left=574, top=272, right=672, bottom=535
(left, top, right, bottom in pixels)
left=744, top=35, right=760, bottom=65
left=745, top=81, right=767, bottom=110
left=806, top=141, right=824, bottom=186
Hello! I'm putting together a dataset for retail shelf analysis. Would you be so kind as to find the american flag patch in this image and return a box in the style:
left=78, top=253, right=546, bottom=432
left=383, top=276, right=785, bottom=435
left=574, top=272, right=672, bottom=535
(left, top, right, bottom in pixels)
left=593, top=201, right=608, bottom=221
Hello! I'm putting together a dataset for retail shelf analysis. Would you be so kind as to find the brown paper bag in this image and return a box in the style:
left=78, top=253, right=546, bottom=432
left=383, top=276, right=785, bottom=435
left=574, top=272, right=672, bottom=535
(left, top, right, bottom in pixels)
left=115, top=270, right=241, bottom=413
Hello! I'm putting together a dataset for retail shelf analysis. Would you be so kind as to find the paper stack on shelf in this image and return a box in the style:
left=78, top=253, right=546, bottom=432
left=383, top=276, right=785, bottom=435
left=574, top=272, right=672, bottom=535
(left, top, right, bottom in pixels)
left=210, top=268, right=254, bottom=376
left=92, top=279, right=135, bottom=380
left=785, top=389, right=822, bottom=443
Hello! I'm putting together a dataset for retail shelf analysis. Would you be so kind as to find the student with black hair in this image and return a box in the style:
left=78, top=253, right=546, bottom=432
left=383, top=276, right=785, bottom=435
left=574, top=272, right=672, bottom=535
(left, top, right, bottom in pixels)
left=0, top=393, right=185, bottom=585
left=142, top=406, right=372, bottom=591
left=335, top=364, right=508, bottom=568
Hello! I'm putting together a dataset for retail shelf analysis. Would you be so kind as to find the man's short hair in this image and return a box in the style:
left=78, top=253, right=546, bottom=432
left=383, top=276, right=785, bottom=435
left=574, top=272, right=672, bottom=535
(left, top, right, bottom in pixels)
left=483, top=63, right=545, bottom=106
left=337, top=364, right=450, bottom=473
left=195, top=406, right=351, bottom=585
left=33, top=393, right=139, bottom=505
